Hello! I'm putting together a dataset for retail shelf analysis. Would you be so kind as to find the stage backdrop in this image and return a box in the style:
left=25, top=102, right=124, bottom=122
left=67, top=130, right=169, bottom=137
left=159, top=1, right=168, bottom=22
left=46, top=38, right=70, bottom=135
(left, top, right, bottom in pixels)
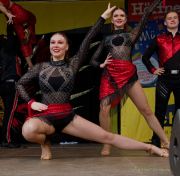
left=0, top=0, right=124, bottom=34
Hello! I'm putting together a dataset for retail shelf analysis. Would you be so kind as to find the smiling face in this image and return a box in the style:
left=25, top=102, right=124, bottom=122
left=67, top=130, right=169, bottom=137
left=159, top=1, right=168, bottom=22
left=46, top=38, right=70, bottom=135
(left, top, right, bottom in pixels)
left=164, top=11, right=179, bottom=30
left=111, top=8, right=127, bottom=30
left=50, top=33, right=69, bottom=61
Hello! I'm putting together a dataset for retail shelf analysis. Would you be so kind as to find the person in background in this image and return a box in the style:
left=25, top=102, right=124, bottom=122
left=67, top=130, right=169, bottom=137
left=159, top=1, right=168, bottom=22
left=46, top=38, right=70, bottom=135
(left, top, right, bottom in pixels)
left=142, top=11, right=180, bottom=147
left=0, top=24, right=21, bottom=148
left=0, top=0, right=36, bottom=68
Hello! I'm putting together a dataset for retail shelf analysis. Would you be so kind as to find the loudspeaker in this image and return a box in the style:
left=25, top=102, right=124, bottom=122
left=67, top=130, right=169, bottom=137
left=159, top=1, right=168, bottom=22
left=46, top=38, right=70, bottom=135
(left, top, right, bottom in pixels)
left=169, top=109, right=180, bottom=176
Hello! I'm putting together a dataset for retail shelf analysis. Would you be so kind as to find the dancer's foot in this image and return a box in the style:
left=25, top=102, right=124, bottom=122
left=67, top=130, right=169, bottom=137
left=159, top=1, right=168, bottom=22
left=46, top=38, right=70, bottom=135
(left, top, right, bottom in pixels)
left=147, top=144, right=169, bottom=157
left=101, top=144, right=111, bottom=156
left=41, top=140, right=52, bottom=160
left=161, top=142, right=170, bottom=150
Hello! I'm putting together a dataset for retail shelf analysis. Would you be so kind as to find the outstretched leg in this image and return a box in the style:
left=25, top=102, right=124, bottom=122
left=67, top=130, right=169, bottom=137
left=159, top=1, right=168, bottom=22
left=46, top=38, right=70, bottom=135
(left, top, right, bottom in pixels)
left=22, top=118, right=55, bottom=160
left=127, top=81, right=169, bottom=147
left=63, top=115, right=168, bottom=157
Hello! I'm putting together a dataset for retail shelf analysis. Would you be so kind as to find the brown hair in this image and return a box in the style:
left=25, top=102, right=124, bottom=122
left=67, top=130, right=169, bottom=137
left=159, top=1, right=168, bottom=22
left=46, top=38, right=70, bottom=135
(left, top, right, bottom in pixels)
left=111, top=7, right=128, bottom=31
left=50, top=32, right=70, bottom=62
left=164, top=10, right=179, bottom=19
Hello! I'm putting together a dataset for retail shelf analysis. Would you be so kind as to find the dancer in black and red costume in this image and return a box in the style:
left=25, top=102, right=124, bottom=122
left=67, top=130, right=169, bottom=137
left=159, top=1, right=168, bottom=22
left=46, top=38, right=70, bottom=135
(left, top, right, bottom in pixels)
left=0, top=0, right=36, bottom=68
left=142, top=11, right=180, bottom=147
left=0, top=25, right=21, bottom=148
left=15, top=4, right=167, bottom=160
left=90, top=0, right=169, bottom=156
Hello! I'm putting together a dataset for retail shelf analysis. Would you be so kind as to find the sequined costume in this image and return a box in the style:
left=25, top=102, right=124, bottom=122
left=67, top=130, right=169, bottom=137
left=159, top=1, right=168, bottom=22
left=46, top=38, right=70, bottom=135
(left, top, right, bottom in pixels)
left=16, top=17, right=105, bottom=132
left=90, top=0, right=161, bottom=107
left=142, top=30, right=180, bottom=146
left=0, top=0, right=36, bottom=58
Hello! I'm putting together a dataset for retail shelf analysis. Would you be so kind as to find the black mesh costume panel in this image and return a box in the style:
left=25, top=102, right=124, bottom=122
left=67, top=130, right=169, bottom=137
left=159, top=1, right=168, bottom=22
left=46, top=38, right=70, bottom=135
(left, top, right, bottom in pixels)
left=90, top=0, right=161, bottom=106
left=17, top=17, right=105, bottom=105
left=91, top=0, right=162, bottom=66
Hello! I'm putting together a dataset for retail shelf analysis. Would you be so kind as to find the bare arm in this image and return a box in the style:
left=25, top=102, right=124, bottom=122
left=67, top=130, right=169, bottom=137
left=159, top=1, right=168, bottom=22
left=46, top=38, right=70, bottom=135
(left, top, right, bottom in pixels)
left=0, top=2, right=15, bottom=24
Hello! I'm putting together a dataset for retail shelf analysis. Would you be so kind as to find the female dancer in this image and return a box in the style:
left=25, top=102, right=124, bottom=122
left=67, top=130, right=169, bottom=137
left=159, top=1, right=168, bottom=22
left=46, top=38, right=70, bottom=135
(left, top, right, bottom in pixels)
left=90, top=0, right=169, bottom=156
left=0, top=0, right=36, bottom=68
left=16, top=4, right=167, bottom=160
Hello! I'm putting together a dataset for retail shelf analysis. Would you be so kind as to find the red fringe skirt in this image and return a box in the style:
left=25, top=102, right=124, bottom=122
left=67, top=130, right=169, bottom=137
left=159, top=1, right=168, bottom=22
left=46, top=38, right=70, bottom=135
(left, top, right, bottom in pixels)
left=100, top=59, right=137, bottom=107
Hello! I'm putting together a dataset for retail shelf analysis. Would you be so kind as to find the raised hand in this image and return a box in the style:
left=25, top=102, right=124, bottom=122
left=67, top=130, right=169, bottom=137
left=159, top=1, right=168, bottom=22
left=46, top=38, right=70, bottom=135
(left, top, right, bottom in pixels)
left=6, top=12, right=15, bottom=24
left=101, top=3, right=116, bottom=20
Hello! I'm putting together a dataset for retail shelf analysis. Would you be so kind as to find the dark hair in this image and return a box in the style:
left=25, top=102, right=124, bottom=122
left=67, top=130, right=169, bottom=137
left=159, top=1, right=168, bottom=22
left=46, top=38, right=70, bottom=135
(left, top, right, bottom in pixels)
left=111, top=7, right=129, bottom=31
left=164, top=10, right=179, bottom=19
left=50, top=32, right=70, bottom=62
left=112, top=7, right=127, bottom=17
left=51, top=32, right=69, bottom=45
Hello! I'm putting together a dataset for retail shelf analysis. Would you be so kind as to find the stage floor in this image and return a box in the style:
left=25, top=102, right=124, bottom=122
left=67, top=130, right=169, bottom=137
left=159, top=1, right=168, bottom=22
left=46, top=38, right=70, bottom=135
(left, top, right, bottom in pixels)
left=0, top=143, right=172, bottom=176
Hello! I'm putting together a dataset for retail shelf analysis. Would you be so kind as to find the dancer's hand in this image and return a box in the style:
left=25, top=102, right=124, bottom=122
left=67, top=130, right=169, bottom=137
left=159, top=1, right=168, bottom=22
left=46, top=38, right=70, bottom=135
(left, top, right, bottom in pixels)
left=101, top=3, right=116, bottom=20
left=153, top=67, right=165, bottom=75
left=100, top=54, right=113, bottom=68
left=6, top=12, right=15, bottom=24
left=31, top=102, right=48, bottom=112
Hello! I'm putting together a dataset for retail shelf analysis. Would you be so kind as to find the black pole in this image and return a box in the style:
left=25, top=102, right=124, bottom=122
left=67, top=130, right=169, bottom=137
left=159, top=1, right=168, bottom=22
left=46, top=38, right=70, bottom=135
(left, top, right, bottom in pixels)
left=117, top=103, right=121, bottom=134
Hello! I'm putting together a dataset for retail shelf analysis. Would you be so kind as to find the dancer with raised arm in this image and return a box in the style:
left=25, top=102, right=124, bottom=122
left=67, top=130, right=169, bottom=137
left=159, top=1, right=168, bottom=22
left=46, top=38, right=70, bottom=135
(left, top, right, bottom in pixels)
left=90, top=0, right=169, bottom=156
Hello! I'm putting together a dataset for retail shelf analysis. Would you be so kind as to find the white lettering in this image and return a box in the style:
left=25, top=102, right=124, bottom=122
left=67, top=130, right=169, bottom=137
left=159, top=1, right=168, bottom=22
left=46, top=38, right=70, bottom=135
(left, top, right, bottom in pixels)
left=131, top=3, right=144, bottom=15
left=130, top=2, right=180, bottom=17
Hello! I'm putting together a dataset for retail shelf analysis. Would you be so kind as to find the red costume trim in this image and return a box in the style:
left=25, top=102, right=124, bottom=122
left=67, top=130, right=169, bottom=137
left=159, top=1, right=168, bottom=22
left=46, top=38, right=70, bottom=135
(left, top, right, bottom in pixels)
left=7, top=91, right=19, bottom=143
left=9, top=3, right=36, bottom=58
left=151, top=67, right=156, bottom=74
left=27, top=103, right=73, bottom=119
left=0, top=0, right=10, bottom=9
left=157, top=34, right=180, bottom=66
left=100, top=58, right=136, bottom=106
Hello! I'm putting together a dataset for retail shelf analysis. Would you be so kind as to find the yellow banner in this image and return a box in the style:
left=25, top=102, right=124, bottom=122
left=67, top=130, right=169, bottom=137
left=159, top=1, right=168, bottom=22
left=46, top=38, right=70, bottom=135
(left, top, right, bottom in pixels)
left=0, top=0, right=124, bottom=34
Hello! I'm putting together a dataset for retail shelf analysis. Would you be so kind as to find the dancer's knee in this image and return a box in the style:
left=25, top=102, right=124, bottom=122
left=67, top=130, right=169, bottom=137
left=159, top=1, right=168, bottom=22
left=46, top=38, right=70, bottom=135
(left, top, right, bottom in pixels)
left=22, top=121, right=38, bottom=141
left=140, top=106, right=152, bottom=117
left=100, top=104, right=111, bottom=117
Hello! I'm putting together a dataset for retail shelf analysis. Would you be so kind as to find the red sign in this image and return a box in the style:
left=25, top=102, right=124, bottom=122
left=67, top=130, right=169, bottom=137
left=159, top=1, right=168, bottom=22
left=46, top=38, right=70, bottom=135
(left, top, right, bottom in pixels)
left=127, top=0, right=180, bottom=21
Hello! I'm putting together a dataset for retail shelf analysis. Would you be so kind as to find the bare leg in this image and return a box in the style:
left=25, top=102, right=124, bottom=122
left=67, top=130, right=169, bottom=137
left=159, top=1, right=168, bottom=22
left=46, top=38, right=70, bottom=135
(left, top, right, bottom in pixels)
left=22, top=118, right=55, bottom=160
left=99, top=104, right=112, bottom=156
left=127, top=81, right=169, bottom=147
left=41, top=138, right=52, bottom=160
left=63, top=115, right=168, bottom=157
